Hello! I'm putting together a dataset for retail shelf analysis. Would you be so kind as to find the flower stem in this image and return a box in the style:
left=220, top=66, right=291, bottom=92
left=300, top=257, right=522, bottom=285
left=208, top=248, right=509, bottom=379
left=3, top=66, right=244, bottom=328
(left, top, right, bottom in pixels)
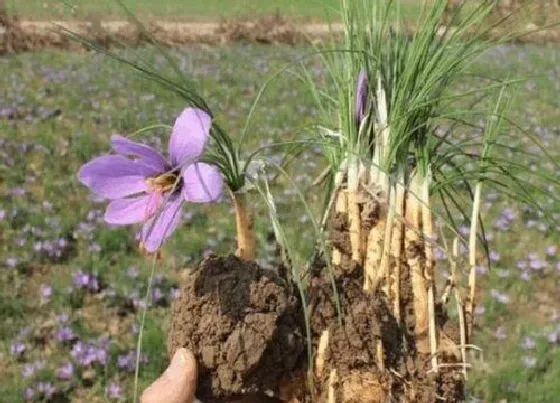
left=133, top=254, right=157, bottom=403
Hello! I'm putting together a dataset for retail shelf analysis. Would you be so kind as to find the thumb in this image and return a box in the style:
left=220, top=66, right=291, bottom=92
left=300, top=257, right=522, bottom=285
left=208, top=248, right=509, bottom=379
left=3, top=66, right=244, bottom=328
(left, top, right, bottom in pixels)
left=141, top=348, right=198, bottom=403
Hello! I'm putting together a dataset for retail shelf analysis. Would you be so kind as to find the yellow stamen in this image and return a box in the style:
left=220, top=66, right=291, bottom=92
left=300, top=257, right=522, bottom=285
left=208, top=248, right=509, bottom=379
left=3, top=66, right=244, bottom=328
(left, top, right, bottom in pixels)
left=145, top=172, right=178, bottom=193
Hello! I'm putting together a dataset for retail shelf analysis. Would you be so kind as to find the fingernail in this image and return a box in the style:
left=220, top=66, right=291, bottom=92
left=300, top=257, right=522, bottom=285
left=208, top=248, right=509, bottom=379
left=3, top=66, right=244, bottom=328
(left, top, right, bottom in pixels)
left=166, top=348, right=188, bottom=379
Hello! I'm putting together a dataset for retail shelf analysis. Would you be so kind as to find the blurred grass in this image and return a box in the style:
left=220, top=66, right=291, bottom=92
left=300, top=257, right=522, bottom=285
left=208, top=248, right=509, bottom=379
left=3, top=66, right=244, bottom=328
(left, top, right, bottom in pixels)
left=0, top=43, right=559, bottom=401
left=5, top=0, right=424, bottom=22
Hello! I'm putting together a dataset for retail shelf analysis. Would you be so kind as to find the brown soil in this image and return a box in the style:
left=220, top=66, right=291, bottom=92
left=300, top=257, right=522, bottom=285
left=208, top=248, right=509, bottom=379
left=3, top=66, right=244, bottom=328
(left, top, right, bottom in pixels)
left=167, top=255, right=306, bottom=402
left=168, top=187, right=466, bottom=401
left=321, top=189, right=465, bottom=402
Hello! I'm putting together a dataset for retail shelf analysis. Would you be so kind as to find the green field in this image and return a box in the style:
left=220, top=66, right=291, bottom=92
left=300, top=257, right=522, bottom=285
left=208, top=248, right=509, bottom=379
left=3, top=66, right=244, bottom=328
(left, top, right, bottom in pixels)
left=5, top=0, right=427, bottom=21
left=1, top=40, right=559, bottom=401
left=6, top=0, right=340, bottom=20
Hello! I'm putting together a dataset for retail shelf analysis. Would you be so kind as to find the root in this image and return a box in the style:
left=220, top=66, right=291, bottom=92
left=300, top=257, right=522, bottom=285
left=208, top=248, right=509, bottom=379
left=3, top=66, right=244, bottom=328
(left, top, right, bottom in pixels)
left=315, top=330, right=330, bottom=377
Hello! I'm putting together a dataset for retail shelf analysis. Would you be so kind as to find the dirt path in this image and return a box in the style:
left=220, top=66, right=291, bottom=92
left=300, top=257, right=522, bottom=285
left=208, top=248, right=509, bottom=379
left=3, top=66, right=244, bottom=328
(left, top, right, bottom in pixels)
left=0, top=17, right=343, bottom=53
left=1, top=17, right=558, bottom=54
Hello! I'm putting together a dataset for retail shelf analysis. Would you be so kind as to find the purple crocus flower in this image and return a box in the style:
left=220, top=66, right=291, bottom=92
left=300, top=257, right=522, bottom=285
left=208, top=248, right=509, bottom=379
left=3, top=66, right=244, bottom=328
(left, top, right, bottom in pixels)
left=56, top=362, right=74, bottom=380
left=10, top=342, right=25, bottom=356
left=355, top=70, right=369, bottom=126
left=107, top=382, right=123, bottom=399
left=78, top=108, right=223, bottom=252
left=23, top=387, right=34, bottom=400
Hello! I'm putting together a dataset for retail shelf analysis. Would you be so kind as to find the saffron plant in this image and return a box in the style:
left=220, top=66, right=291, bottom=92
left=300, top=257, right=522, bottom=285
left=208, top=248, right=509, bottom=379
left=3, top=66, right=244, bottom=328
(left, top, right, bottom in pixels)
left=300, top=0, right=559, bottom=393
left=78, top=108, right=223, bottom=252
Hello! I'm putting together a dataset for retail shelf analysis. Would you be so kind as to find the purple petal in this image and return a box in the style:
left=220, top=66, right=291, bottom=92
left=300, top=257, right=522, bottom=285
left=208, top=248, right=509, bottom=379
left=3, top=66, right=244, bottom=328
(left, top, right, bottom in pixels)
left=78, top=155, right=158, bottom=199
left=111, top=135, right=168, bottom=171
left=355, top=70, right=369, bottom=126
left=141, top=194, right=183, bottom=252
left=169, top=108, right=211, bottom=166
left=182, top=163, right=223, bottom=203
left=104, top=195, right=151, bottom=225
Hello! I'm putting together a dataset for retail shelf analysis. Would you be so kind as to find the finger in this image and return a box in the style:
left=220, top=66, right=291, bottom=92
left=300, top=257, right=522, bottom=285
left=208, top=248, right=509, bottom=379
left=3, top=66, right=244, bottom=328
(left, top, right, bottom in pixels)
left=141, top=348, right=198, bottom=403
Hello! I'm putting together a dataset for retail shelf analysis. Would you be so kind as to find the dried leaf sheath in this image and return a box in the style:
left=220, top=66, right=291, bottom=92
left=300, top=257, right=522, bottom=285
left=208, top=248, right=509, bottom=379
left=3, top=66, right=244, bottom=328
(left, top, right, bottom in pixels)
left=232, top=191, right=256, bottom=260
left=405, top=179, right=429, bottom=345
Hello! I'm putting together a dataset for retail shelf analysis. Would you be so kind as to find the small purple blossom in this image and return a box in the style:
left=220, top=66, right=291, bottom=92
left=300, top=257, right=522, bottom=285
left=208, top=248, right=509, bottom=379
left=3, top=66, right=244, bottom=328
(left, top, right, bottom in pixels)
left=57, top=326, right=76, bottom=342
left=107, top=382, right=123, bottom=399
left=78, top=108, right=224, bottom=252
left=355, top=70, right=369, bottom=126
left=23, top=387, right=34, bottom=400
left=495, top=326, right=507, bottom=340
left=547, top=331, right=558, bottom=344
left=127, top=266, right=138, bottom=278
left=520, top=336, right=536, bottom=350
left=6, top=257, right=18, bottom=268
left=56, top=362, right=74, bottom=380
left=11, top=342, right=25, bottom=356
left=521, top=355, right=537, bottom=368
left=36, top=382, right=56, bottom=399
left=117, top=350, right=148, bottom=372
left=22, top=363, right=35, bottom=379
left=546, top=245, right=557, bottom=257
left=490, top=289, right=510, bottom=304
left=529, top=259, right=547, bottom=271
left=475, top=305, right=485, bottom=316
left=489, top=250, right=500, bottom=262
left=40, top=285, right=52, bottom=303
left=71, top=341, right=109, bottom=367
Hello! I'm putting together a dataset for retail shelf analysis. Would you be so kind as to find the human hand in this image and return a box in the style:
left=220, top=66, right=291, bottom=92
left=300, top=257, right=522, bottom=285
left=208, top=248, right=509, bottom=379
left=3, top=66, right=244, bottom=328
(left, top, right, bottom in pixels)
left=141, top=348, right=200, bottom=403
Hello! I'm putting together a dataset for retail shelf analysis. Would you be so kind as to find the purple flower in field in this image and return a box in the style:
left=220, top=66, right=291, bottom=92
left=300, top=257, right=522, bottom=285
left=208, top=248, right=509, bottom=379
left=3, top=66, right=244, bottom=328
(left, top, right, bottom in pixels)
left=40, top=285, right=52, bottom=303
left=73, top=271, right=90, bottom=287
left=475, top=265, right=488, bottom=275
left=521, top=355, right=537, bottom=368
left=11, top=342, right=25, bottom=356
left=0, top=209, right=5, bottom=220
left=520, top=336, right=535, bottom=350
left=490, top=289, right=510, bottom=304
left=57, top=326, right=76, bottom=343
left=37, top=382, right=56, bottom=399
left=519, top=270, right=531, bottom=281
left=6, top=257, right=18, bottom=268
left=11, top=186, right=26, bottom=197
left=489, top=250, right=500, bottom=262
left=23, top=387, right=34, bottom=400
left=118, top=350, right=148, bottom=372
left=495, top=326, right=507, bottom=340
left=529, top=259, right=547, bottom=271
left=545, top=245, right=556, bottom=257
left=22, top=363, right=35, bottom=379
left=127, top=266, right=138, bottom=279
left=516, top=260, right=527, bottom=269
left=355, top=70, right=369, bottom=126
left=107, top=382, right=123, bottom=399
left=56, top=362, right=74, bottom=380
left=547, top=331, right=558, bottom=344
left=78, top=108, right=223, bottom=252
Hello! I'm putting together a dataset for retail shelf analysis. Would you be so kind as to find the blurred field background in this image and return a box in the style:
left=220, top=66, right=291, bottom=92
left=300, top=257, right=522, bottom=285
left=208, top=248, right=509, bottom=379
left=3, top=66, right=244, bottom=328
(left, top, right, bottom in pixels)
left=4, top=0, right=424, bottom=21
left=1, top=1, right=559, bottom=402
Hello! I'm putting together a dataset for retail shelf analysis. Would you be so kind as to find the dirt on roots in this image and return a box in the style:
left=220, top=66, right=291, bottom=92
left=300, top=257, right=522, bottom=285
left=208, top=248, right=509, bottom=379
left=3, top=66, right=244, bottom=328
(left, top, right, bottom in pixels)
left=167, top=255, right=306, bottom=402
left=168, top=188, right=466, bottom=401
